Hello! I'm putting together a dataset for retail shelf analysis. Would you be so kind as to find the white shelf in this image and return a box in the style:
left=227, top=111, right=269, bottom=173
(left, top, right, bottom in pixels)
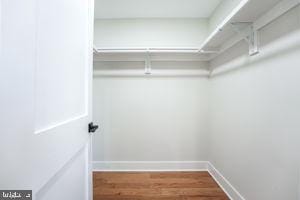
left=94, top=0, right=300, bottom=59
left=201, top=0, right=300, bottom=58
left=93, top=0, right=300, bottom=76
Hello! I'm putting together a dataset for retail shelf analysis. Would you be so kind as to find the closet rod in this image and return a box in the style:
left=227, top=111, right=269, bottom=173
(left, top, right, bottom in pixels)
left=94, top=47, right=218, bottom=54
left=93, top=69, right=210, bottom=77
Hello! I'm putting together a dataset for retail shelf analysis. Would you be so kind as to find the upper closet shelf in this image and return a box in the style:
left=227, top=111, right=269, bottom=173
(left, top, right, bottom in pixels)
left=93, top=0, right=300, bottom=61
left=201, top=0, right=300, bottom=59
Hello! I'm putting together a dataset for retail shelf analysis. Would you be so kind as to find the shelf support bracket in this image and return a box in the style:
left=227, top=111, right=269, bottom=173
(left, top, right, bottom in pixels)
left=145, top=50, right=152, bottom=75
left=230, top=22, right=259, bottom=56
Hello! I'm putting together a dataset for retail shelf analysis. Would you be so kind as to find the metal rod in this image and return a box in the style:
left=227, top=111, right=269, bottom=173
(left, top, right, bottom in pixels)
left=94, top=47, right=216, bottom=54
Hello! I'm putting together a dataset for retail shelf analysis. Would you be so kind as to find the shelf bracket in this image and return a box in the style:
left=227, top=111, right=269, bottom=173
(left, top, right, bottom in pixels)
left=144, top=51, right=152, bottom=75
left=230, top=22, right=259, bottom=56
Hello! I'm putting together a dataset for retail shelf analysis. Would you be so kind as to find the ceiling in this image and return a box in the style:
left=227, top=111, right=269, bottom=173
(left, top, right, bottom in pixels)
left=94, top=0, right=222, bottom=19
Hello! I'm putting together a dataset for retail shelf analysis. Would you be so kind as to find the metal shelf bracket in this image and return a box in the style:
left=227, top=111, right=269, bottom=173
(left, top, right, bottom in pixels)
left=230, top=22, right=259, bottom=56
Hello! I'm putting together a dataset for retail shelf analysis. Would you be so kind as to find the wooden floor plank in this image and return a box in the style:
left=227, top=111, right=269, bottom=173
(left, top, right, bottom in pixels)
left=93, top=172, right=229, bottom=200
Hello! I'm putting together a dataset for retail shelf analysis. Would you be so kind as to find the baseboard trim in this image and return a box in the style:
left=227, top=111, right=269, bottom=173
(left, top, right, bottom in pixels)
left=93, top=161, right=208, bottom=172
left=207, top=162, right=246, bottom=200
left=93, top=160, right=246, bottom=200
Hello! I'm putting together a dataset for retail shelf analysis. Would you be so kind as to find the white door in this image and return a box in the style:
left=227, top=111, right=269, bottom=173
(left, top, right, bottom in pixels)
left=0, top=0, right=94, bottom=199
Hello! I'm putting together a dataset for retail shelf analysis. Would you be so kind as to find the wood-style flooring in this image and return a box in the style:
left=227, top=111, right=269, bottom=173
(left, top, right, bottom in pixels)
left=93, top=172, right=230, bottom=200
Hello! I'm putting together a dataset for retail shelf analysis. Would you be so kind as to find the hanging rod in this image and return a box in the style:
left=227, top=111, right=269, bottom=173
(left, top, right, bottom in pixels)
left=93, top=69, right=210, bottom=77
left=93, top=47, right=219, bottom=54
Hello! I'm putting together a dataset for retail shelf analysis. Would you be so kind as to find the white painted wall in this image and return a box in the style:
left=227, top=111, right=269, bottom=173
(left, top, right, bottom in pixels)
left=94, top=19, right=208, bottom=48
left=94, top=0, right=221, bottom=19
left=93, top=20, right=210, bottom=166
left=92, top=77, right=209, bottom=165
left=209, top=5, right=300, bottom=200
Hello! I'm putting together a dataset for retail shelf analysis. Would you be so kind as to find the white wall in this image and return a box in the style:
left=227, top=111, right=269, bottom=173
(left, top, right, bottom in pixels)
left=209, top=5, right=300, bottom=200
left=92, top=9, right=210, bottom=170
left=92, top=77, right=209, bottom=164
left=94, top=19, right=208, bottom=48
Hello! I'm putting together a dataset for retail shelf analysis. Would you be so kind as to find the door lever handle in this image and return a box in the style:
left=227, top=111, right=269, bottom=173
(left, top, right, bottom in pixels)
left=88, top=122, right=99, bottom=133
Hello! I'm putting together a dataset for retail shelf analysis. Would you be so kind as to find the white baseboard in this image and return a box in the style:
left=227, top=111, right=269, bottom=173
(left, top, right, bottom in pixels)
left=93, top=160, right=245, bottom=200
left=93, top=161, right=208, bottom=172
left=207, top=162, right=246, bottom=200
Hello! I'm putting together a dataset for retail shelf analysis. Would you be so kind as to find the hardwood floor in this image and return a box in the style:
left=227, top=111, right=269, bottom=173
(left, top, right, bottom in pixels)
left=93, top=172, right=229, bottom=200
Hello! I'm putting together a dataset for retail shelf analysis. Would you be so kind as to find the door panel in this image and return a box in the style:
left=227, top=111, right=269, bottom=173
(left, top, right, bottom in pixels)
left=35, top=0, right=88, bottom=133
left=36, top=145, right=89, bottom=200
left=0, top=0, right=94, bottom=199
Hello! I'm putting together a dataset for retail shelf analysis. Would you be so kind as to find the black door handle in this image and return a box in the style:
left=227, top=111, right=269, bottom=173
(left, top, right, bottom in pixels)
left=88, top=122, right=99, bottom=133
